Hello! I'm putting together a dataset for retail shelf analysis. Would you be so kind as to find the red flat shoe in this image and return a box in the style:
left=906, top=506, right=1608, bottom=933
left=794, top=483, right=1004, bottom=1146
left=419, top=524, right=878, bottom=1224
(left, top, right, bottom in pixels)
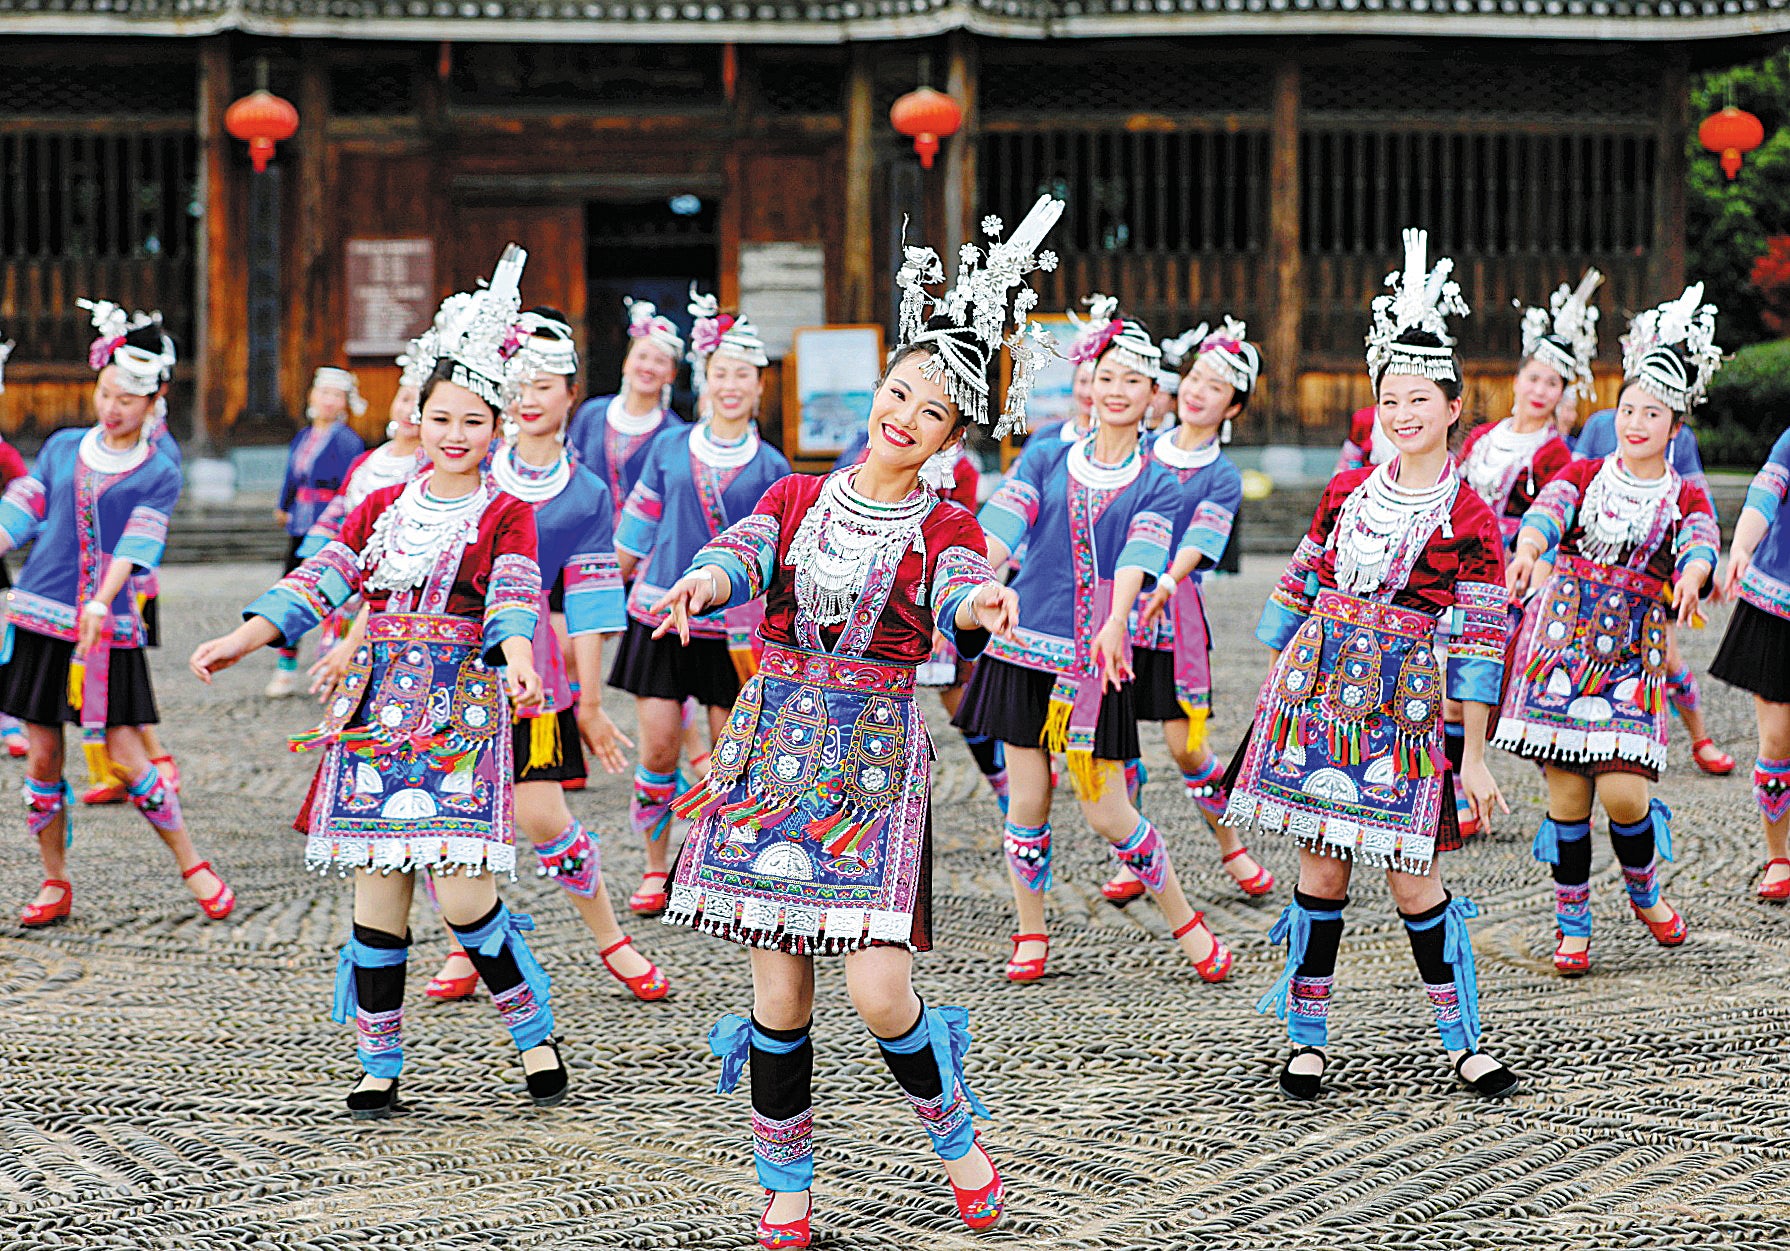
left=1552, top=929, right=1590, bottom=977
left=426, top=953, right=480, bottom=1001
left=1101, top=875, right=1145, bottom=904
left=81, top=781, right=127, bottom=806
left=627, top=871, right=670, bottom=917
left=1222, top=847, right=1275, bottom=897
left=1630, top=901, right=1687, bottom=947
left=183, top=861, right=235, bottom=921
left=150, top=754, right=182, bottom=793
left=949, top=1137, right=1005, bottom=1231
left=1691, top=738, right=1735, bottom=776
left=1005, top=933, right=1049, bottom=982
left=20, top=880, right=71, bottom=928
left=1759, top=859, right=1790, bottom=902
left=2, top=732, right=27, bottom=759
left=757, top=1191, right=811, bottom=1250
left=1174, top=912, right=1233, bottom=983
left=599, top=935, right=670, bottom=1002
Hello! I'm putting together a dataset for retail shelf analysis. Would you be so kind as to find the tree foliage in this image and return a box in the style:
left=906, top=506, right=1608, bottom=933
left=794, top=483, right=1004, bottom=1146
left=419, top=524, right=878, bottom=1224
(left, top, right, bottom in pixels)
left=1688, top=51, right=1790, bottom=347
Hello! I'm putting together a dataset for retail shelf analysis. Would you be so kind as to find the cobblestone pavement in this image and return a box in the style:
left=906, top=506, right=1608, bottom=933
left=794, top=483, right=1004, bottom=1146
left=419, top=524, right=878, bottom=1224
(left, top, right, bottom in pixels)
left=5, top=559, right=1790, bottom=1251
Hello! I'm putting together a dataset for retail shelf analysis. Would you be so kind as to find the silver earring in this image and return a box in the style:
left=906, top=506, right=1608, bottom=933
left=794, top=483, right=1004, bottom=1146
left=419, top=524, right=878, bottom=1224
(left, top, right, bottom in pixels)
left=1220, top=419, right=1232, bottom=445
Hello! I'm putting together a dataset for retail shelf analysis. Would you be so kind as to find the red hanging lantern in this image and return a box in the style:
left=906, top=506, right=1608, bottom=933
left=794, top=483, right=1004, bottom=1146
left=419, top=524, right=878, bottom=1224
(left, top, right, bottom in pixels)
left=1698, top=105, right=1765, bottom=181
left=225, top=88, right=300, bottom=173
left=890, top=87, right=963, bottom=170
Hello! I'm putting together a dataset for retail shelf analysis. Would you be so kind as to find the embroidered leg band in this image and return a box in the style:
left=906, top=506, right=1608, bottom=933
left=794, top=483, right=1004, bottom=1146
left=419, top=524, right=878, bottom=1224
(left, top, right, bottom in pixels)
left=127, top=767, right=184, bottom=834
left=1181, top=756, right=1229, bottom=821
left=1757, top=757, right=1790, bottom=824
left=1611, top=809, right=1664, bottom=909
left=1111, top=817, right=1169, bottom=893
left=1256, top=890, right=1347, bottom=1048
left=1124, top=758, right=1147, bottom=808
left=25, top=777, right=71, bottom=845
left=1403, top=895, right=1483, bottom=1053
left=277, top=649, right=298, bottom=669
left=1666, top=663, right=1701, bottom=714
left=450, top=902, right=555, bottom=1052
left=875, top=1003, right=988, bottom=1163
left=534, top=818, right=599, bottom=898
left=1539, top=817, right=1593, bottom=937
left=1003, top=820, right=1052, bottom=892
left=631, top=767, right=678, bottom=841
left=708, top=1014, right=815, bottom=1192
left=330, top=924, right=409, bottom=1078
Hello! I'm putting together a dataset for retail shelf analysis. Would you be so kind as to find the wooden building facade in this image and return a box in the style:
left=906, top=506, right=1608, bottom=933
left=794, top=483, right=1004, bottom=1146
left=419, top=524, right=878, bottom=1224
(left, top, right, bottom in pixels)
left=0, top=6, right=1785, bottom=457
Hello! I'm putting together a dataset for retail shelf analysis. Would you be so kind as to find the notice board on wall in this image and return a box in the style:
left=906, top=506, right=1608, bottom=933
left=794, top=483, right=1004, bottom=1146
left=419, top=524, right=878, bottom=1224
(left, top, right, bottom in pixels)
left=345, top=238, right=435, bottom=358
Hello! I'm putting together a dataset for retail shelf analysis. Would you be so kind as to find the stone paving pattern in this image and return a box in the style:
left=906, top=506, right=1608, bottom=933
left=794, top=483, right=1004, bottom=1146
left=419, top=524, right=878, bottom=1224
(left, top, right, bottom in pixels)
left=4, top=559, right=1790, bottom=1250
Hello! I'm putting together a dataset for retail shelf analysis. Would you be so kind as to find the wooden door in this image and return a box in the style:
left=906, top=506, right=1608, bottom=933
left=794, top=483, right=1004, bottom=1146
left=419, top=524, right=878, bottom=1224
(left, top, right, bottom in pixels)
left=450, top=203, right=588, bottom=347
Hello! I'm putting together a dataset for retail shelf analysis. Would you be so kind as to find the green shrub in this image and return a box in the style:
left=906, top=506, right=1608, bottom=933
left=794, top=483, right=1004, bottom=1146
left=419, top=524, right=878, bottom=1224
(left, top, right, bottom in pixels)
left=1697, top=338, right=1790, bottom=467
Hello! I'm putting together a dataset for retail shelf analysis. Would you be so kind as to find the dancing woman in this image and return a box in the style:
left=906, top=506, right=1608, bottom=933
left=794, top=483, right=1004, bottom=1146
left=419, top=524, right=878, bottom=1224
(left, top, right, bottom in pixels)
left=422, top=307, right=670, bottom=1004
left=1712, top=425, right=1790, bottom=899
left=610, top=292, right=789, bottom=918
left=653, top=200, right=1057, bottom=1247
left=190, top=247, right=570, bottom=1118
left=569, top=298, right=688, bottom=524
left=0, top=301, right=233, bottom=928
left=954, top=295, right=1234, bottom=986
left=1498, top=285, right=1722, bottom=976
left=1227, top=231, right=1518, bottom=1101
left=1105, top=318, right=1270, bottom=904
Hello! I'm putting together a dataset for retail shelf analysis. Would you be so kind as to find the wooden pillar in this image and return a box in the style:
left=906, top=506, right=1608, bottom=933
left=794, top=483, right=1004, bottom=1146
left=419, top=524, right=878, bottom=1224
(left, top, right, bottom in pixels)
left=196, top=36, right=241, bottom=452
left=943, top=31, right=978, bottom=261
left=1266, top=58, right=1302, bottom=445
left=842, top=45, right=876, bottom=323
left=1651, top=51, right=1689, bottom=302
left=289, top=48, right=331, bottom=411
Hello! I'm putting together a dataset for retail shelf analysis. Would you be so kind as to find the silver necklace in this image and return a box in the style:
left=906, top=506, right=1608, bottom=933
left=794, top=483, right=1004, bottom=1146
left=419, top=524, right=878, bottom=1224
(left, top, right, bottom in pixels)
left=788, top=471, right=933, bottom=626
left=78, top=425, right=151, bottom=476
left=1578, top=457, right=1678, bottom=565
left=689, top=420, right=759, bottom=471
left=490, top=444, right=570, bottom=503
left=1331, top=460, right=1458, bottom=597
left=1462, top=419, right=1550, bottom=505
left=361, top=476, right=489, bottom=594
left=1066, top=433, right=1143, bottom=491
left=1153, top=428, right=1220, bottom=471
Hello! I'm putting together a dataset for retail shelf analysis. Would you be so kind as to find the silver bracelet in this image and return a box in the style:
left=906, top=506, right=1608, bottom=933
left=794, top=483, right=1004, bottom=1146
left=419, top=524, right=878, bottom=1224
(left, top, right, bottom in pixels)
left=81, top=600, right=108, bottom=617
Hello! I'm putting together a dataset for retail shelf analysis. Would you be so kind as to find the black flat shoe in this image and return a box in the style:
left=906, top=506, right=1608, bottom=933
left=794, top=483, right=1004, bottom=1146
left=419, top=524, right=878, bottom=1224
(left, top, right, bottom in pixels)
left=524, top=1037, right=570, bottom=1107
left=1454, top=1051, right=1521, bottom=1100
left=1279, top=1046, right=1326, bottom=1101
left=347, top=1075, right=400, bottom=1120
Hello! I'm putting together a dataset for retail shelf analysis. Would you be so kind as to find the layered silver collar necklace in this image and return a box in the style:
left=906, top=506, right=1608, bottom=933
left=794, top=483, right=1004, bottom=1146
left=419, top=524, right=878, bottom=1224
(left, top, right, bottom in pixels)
left=788, top=470, right=934, bottom=626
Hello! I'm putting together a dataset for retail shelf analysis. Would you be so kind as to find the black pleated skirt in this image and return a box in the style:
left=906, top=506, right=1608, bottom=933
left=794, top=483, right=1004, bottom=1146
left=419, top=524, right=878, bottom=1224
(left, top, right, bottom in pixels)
left=1131, top=646, right=1186, bottom=721
left=0, top=627, right=159, bottom=727
left=608, top=616, right=742, bottom=708
left=512, top=706, right=588, bottom=784
left=952, top=654, right=1141, bottom=761
left=1711, top=599, right=1790, bottom=704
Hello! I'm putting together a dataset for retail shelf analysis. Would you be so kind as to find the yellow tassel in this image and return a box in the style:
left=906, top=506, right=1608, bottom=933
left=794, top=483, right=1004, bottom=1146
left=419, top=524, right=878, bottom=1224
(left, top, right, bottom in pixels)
left=67, top=659, right=85, bottom=712
left=527, top=711, right=560, bottom=771
left=136, top=592, right=149, bottom=615
left=1181, top=704, right=1210, bottom=755
left=1041, top=697, right=1073, bottom=756
left=1067, top=751, right=1109, bottom=802
left=83, top=740, right=119, bottom=787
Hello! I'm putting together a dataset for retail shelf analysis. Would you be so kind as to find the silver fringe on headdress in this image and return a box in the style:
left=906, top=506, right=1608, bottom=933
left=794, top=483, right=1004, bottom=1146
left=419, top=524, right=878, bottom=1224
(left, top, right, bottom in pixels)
left=513, top=311, right=580, bottom=378
left=1365, top=228, right=1470, bottom=384
left=625, top=296, right=685, bottom=361
left=311, top=366, right=368, bottom=419
left=1621, top=283, right=1723, bottom=413
left=1192, top=316, right=1260, bottom=395
left=1517, top=268, right=1602, bottom=400
left=78, top=298, right=176, bottom=396
left=405, top=244, right=529, bottom=411
left=1064, top=293, right=1160, bottom=382
left=895, top=195, right=1065, bottom=437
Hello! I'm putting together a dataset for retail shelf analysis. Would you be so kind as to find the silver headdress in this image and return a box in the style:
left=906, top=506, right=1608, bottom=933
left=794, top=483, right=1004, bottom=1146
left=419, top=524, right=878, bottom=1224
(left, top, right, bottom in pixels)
left=310, top=366, right=368, bottom=419
left=687, top=286, right=769, bottom=373
left=1159, top=323, right=1209, bottom=379
left=895, top=195, right=1065, bottom=437
left=396, top=328, right=437, bottom=391
left=513, top=311, right=580, bottom=378
left=1190, top=316, right=1260, bottom=395
left=1064, top=293, right=1160, bottom=384
left=1366, top=228, right=1470, bottom=384
left=1621, top=283, right=1723, bottom=413
left=1518, top=268, right=1602, bottom=400
left=624, top=296, right=685, bottom=361
left=405, top=244, right=529, bottom=411
left=0, top=339, right=12, bottom=395
left=79, top=298, right=176, bottom=396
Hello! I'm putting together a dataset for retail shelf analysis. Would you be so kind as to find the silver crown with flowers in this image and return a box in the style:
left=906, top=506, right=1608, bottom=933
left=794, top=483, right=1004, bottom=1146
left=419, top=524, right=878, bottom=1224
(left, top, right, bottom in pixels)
left=1518, top=267, right=1602, bottom=400
left=78, top=298, right=177, bottom=396
left=1366, top=228, right=1470, bottom=384
left=403, top=244, right=529, bottom=411
left=895, top=194, right=1065, bottom=438
left=511, top=311, right=580, bottom=379
left=625, top=296, right=685, bottom=360
left=1065, top=293, right=1161, bottom=382
left=1620, top=282, right=1723, bottom=412
left=1193, top=316, right=1260, bottom=394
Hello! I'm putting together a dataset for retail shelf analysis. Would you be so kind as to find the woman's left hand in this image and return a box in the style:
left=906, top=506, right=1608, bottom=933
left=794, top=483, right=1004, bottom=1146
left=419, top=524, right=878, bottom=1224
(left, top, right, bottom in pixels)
left=507, top=660, right=544, bottom=713
left=77, top=604, right=108, bottom=654
left=1671, top=569, right=1707, bottom=628
left=1458, top=756, right=1509, bottom=836
left=577, top=701, right=634, bottom=775
left=966, top=582, right=1019, bottom=642
left=1091, top=617, right=1133, bottom=693
left=1138, top=583, right=1173, bottom=629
